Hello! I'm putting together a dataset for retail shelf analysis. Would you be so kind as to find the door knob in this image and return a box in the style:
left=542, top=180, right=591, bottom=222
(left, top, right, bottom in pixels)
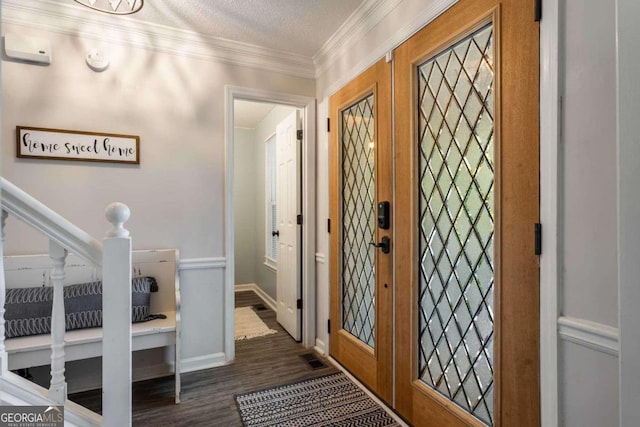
left=272, top=230, right=280, bottom=237
left=369, top=236, right=391, bottom=254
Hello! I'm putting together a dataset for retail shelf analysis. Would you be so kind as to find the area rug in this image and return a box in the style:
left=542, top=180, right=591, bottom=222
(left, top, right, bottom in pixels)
left=235, top=372, right=401, bottom=426
left=235, top=307, right=278, bottom=341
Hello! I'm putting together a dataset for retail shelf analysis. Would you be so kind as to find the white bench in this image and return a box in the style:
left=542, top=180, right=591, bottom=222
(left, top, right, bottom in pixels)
left=3, top=249, right=181, bottom=403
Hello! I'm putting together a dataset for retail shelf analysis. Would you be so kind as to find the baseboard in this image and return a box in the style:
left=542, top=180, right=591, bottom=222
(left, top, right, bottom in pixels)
left=235, top=283, right=277, bottom=312
left=252, top=286, right=277, bottom=312
left=328, top=356, right=409, bottom=426
left=181, top=353, right=228, bottom=373
left=235, top=283, right=256, bottom=292
left=314, top=338, right=327, bottom=356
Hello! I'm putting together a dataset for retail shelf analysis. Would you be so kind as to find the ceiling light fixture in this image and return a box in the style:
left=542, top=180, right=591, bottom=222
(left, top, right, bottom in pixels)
left=73, top=0, right=143, bottom=15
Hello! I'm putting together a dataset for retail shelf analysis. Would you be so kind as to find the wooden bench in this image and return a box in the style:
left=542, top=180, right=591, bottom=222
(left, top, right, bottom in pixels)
left=3, top=249, right=181, bottom=402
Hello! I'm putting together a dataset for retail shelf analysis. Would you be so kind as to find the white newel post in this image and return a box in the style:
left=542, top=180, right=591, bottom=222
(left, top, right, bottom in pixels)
left=49, top=239, right=68, bottom=403
left=102, top=202, right=132, bottom=427
left=0, top=210, right=8, bottom=374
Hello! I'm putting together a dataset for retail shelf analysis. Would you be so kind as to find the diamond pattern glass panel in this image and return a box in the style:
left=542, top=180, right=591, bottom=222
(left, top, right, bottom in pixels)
left=341, top=94, right=376, bottom=349
left=417, top=24, right=495, bottom=426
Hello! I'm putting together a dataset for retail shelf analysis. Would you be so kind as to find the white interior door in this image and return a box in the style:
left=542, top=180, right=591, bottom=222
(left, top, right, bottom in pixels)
left=276, top=110, right=302, bottom=340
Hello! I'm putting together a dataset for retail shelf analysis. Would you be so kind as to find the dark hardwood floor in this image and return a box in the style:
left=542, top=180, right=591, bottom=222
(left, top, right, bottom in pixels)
left=69, top=291, right=337, bottom=426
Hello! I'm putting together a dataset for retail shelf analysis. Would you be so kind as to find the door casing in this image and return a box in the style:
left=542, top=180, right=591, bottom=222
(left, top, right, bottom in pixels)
left=225, top=86, right=317, bottom=361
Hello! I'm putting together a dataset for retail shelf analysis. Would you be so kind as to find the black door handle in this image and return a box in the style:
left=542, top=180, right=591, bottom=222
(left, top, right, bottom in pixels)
left=272, top=230, right=280, bottom=237
left=369, top=236, right=391, bottom=254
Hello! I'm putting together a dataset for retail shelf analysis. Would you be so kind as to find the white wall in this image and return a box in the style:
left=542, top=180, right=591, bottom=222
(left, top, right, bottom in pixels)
left=560, top=341, right=619, bottom=426
left=562, top=0, right=618, bottom=327
left=1, top=21, right=315, bottom=367
left=234, top=128, right=258, bottom=286
left=559, top=1, right=619, bottom=425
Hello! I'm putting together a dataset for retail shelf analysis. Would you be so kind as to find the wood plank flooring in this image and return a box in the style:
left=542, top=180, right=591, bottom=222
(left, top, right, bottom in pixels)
left=69, top=291, right=337, bottom=426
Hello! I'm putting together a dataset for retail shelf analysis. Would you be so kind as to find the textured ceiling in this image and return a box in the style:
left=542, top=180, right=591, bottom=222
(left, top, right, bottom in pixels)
left=66, top=0, right=365, bottom=57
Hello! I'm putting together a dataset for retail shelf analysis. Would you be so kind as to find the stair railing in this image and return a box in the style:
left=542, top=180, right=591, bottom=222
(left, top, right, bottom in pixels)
left=0, top=177, right=133, bottom=427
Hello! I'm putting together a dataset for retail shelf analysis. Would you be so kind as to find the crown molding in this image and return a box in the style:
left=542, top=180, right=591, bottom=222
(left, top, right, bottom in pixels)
left=312, top=0, right=402, bottom=77
left=318, top=0, right=458, bottom=97
left=1, top=0, right=315, bottom=79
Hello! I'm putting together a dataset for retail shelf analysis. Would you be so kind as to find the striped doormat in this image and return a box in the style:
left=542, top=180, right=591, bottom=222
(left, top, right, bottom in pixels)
left=235, top=372, right=401, bottom=426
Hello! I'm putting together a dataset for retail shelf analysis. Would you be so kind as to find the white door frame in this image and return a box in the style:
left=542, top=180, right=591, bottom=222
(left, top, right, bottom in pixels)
left=224, top=86, right=316, bottom=361
left=539, top=0, right=560, bottom=425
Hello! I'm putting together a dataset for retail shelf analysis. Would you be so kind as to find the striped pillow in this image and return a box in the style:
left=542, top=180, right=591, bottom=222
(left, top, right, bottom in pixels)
left=4, top=276, right=157, bottom=339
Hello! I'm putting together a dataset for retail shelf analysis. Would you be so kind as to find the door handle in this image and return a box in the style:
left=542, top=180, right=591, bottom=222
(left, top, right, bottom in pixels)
left=369, top=236, right=391, bottom=254
left=272, top=230, right=280, bottom=237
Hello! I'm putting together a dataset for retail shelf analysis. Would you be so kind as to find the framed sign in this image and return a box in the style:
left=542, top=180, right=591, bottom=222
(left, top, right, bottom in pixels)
left=16, top=126, right=140, bottom=164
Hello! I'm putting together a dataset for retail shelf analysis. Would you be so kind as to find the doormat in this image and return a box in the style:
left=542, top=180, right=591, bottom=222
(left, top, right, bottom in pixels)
left=235, top=372, right=401, bottom=426
left=235, top=307, right=278, bottom=341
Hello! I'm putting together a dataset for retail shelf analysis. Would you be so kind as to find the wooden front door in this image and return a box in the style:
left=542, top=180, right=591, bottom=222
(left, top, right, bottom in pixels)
left=329, top=58, right=393, bottom=403
left=394, top=0, right=539, bottom=426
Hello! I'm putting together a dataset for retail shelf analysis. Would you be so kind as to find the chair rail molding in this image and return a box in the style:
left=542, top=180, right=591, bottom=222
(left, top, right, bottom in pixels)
left=178, top=257, right=226, bottom=271
left=557, top=316, right=619, bottom=356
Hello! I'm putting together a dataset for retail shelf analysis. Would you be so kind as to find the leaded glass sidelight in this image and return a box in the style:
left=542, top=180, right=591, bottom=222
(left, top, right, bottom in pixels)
left=341, top=94, right=376, bottom=349
left=417, top=24, right=495, bottom=425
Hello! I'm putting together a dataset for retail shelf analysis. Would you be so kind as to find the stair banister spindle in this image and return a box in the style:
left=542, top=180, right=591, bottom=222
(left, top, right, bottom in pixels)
left=0, top=210, right=8, bottom=374
left=102, top=202, right=132, bottom=427
left=49, top=240, right=68, bottom=404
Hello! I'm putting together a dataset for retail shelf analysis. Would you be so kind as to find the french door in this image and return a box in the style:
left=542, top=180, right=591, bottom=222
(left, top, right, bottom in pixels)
left=329, top=58, right=393, bottom=403
left=330, top=0, right=539, bottom=425
left=394, top=0, right=539, bottom=426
